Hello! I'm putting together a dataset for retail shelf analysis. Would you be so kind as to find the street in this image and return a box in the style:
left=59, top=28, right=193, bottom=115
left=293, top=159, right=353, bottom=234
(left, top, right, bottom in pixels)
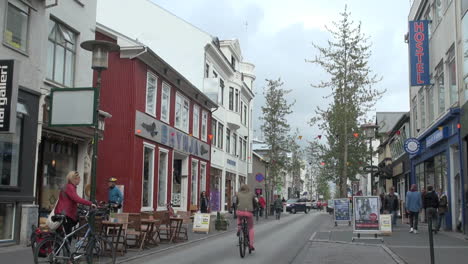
left=126, top=212, right=329, bottom=264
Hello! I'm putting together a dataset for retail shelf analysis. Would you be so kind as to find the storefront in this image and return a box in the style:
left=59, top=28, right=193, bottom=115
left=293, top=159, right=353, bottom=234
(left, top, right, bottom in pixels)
left=210, top=167, right=222, bottom=212
left=411, top=108, right=463, bottom=230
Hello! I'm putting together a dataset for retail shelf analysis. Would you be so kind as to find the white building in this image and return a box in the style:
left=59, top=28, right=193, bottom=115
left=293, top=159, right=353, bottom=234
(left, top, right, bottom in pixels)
left=97, top=0, right=255, bottom=213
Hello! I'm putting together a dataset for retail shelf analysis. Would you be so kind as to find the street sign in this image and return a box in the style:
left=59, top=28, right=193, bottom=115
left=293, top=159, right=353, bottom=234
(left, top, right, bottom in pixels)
left=362, top=166, right=379, bottom=173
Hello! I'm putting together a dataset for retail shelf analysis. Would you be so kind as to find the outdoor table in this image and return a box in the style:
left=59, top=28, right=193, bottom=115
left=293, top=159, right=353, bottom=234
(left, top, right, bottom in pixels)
left=101, top=220, right=131, bottom=255
left=141, top=218, right=160, bottom=247
left=169, top=217, right=184, bottom=243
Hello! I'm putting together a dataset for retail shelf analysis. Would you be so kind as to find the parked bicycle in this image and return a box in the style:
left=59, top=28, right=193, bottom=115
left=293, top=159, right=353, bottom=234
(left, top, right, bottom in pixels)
left=238, top=216, right=252, bottom=258
left=33, top=206, right=116, bottom=264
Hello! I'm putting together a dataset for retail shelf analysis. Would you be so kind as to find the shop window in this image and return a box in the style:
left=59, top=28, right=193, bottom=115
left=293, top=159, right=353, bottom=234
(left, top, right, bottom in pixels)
left=0, top=203, right=15, bottom=241
left=142, top=144, right=155, bottom=209
left=157, top=149, right=168, bottom=209
left=191, top=160, right=198, bottom=206
left=193, top=105, right=200, bottom=138
left=0, top=116, right=22, bottom=187
left=200, top=162, right=206, bottom=192
left=145, top=72, right=157, bottom=117
left=175, top=93, right=189, bottom=133
left=3, top=3, right=29, bottom=52
left=161, top=82, right=170, bottom=123
left=201, top=111, right=208, bottom=141
left=46, top=19, right=76, bottom=87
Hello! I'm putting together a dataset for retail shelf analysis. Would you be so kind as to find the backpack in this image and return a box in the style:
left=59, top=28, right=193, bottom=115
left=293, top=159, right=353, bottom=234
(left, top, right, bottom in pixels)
left=30, top=226, right=53, bottom=258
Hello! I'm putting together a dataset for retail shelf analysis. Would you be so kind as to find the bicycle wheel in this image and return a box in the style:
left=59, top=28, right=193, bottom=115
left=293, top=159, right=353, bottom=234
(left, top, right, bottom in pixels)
left=33, top=236, right=70, bottom=264
left=86, top=236, right=116, bottom=264
left=238, top=226, right=246, bottom=258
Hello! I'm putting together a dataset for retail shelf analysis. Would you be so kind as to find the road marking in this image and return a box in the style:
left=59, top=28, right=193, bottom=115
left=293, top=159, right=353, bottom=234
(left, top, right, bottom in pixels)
left=309, top=232, right=317, bottom=241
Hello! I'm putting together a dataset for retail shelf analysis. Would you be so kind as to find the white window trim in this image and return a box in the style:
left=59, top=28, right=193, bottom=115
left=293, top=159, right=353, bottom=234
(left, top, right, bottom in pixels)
left=175, top=92, right=190, bottom=133
left=160, top=82, right=171, bottom=124
left=141, top=142, right=156, bottom=211
left=191, top=159, right=199, bottom=206
left=157, top=147, right=170, bottom=211
left=193, top=105, right=200, bottom=138
left=201, top=110, right=208, bottom=142
left=145, top=72, right=158, bottom=117
left=200, top=161, right=207, bottom=192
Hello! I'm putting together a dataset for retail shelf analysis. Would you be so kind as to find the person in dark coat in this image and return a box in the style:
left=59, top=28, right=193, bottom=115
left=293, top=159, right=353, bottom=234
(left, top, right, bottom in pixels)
left=423, top=185, right=439, bottom=233
left=384, top=187, right=399, bottom=226
left=200, top=191, right=209, bottom=213
left=436, top=188, right=447, bottom=232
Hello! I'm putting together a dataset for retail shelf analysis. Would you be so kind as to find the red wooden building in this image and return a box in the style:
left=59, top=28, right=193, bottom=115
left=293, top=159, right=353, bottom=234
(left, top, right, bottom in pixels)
left=94, top=25, right=216, bottom=213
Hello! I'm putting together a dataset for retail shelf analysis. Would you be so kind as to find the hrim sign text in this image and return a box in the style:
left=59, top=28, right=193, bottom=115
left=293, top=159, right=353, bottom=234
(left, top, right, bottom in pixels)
left=409, top=20, right=430, bottom=86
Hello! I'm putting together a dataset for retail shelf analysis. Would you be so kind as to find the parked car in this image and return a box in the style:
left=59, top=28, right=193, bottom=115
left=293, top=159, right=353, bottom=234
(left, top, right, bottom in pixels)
left=285, top=198, right=309, bottom=214
left=305, top=199, right=312, bottom=210
left=311, top=200, right=318, bottom=209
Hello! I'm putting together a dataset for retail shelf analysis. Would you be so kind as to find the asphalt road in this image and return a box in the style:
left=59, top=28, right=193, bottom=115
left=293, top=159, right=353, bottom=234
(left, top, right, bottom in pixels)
left=128, top=211, right=331, bottom=264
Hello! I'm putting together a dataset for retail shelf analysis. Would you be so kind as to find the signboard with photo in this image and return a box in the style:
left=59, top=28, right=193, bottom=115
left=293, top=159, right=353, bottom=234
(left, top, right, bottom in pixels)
left=334, top=199, right=351, bottom=222
left=353, top=196, right=380, bottom=232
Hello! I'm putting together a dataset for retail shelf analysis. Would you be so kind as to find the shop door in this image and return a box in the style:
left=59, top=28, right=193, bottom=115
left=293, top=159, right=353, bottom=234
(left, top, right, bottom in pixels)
left=172, top=154, right=188, bottom=211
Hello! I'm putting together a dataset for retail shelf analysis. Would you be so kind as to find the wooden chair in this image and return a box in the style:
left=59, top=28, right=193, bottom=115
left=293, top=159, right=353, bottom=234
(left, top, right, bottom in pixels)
left=154, top=211, right=170, bottom=241
left=189, top=205, right=198, bottom=218
left=126, top=213, right=146, bottom=250
left=111, top=213, right=129, bottom=255
left=177, top=211, right=191, bottom=241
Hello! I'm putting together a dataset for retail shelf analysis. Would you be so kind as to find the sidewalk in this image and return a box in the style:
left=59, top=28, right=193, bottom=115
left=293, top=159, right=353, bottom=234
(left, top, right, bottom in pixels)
left=0, top=212, right=287, bottom=263
left=308, top=217, right=468, bottom=264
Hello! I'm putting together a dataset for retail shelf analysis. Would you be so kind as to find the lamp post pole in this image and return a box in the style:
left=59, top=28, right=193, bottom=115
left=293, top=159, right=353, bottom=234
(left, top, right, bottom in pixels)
left=264, top=161, right=268, bottom=219
left=90, top=69, right=102, bottom=203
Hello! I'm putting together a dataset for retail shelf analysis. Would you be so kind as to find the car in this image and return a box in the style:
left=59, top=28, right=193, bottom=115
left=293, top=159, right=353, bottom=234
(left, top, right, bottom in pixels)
left=285, top=198, right=309, bottom=214
left=305, top=199, right=312, bottom=210
left=311, top=200, right=318, bottom=209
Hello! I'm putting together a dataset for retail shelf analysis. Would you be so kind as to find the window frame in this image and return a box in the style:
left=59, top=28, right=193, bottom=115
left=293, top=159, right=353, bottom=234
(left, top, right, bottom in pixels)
left=211, top=119, right=217, bottom=146
left=200, top=162, right=207, bottom=192
left=201, top=110, right=208, bottom=142
left=175, top=92, right=190, bottom=133
left=217, top=123, right=224, bottom=150
left=229, top=87, right=234, bottom=110
left=142, top=142, right=156, bottom=211
left=193, top=104, right=200, bottom=138
left=145, top=72, right=158, bottom=117
left=436, top=62, right=445, bottom=115
left=447, top=48, right=457, bottom=106
left=191, top=159, right=199, bottom=206
left=226, top=128, right=231, bottom=154
left=219, top=79, right=225, bottom=106
left=160, top=81, right=171, bottom=123
left=157, top=147, right=169, bottom=210
left=3, top=2, right=30, bottom=54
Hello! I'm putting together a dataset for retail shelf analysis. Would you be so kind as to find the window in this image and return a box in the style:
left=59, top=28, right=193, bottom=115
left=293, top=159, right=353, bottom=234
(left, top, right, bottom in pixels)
left=205, top=63, right=210, bottom=78
left=0, top=116, right=22, bottom=187
left=193, top=105, right=200, bottom=138
left=217, top=123, right=224, bottom=150
left=436, top=64, right=445, bottom=115
left=231, top=55, right=236, bottom=70
left=142, top=144, right=155, bottom=209
left=175, top=93, right=189, bottom=132
left=146, top=72, right=157, bottom=116
left=212, top=71, right=218, bottom=78
left=47, top=19, right=76, bottom=87
left=200, top=162, right=207, bottom=192
left=243, top=139, right=247, bottom=161
left=0, top=203, right=15, bottom=241
left=412, top=97, right=418, bottom=133
left=219, top=79, right=225, bottom=106
left=239, top=137, right=243, bottom=160
left=226, top=128, right=231, bottom=154
left=201, top=111, right=208, bottom=141
left=211, top=119, right=217, bottom=146
left=235, top=90, right=239, bottom=112
left=240, top=101, right=244, bottom=123
left=191, top=160, right=199, bottom=205
left=233, top=133, right=237, bottom=156
left=157, top=149, right=169, bottom=209
left=161, top=82, right=171, bottom=123
left=229, top=87, right=234, bottom=110
left=425, top=5, right=432, bottom=39
left=4, top=3, right=29, bottom=52
left=448, top=48, right=457, bottom=105
left=243, top=103, right=248, bottom=126
left=463, top=11, right=468, bottom=100
left=428, top=85, right=434, bottom=122
left=419, top=89, right=425, bottom=129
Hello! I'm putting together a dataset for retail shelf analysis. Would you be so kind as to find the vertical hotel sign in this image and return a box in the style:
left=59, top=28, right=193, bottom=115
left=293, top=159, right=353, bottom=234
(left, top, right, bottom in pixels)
left=0, top=60, right=18, bottom=133
left=409, top=21, right=430, bottom=86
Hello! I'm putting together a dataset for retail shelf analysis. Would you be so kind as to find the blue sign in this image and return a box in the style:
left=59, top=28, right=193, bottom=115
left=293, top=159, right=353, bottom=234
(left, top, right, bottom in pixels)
left=227, top=159, right=236, bottom=166
left=409, top=21, right=430, bottom=86
left=426, top=129, right=445, bottom=148
left=334, top=199, right=350, bottom=221
left=255, top=173, right=264, bottom=182
left=404, top=138, right=421, bottom=155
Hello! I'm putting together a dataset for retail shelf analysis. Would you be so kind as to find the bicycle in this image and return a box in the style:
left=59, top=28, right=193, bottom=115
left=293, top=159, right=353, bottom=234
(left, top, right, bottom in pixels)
left=238, top=216, right=252, bottom=258
left=33, top=206, right=116, bottom=264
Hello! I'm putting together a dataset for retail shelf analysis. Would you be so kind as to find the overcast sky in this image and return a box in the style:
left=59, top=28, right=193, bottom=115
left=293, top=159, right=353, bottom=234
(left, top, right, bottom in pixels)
left=153, top=0, right=412, bottom=142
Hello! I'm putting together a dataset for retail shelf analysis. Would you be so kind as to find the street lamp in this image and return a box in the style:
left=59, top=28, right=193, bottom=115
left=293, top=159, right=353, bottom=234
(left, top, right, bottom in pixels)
left=361, top=123, right=379, bottom=195
left=80, top=40, right=120, bottom=203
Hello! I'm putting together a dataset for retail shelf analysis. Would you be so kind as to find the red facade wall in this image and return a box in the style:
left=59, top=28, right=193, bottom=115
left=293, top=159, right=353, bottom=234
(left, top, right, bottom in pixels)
left=95, top=31, right=212, bottom=213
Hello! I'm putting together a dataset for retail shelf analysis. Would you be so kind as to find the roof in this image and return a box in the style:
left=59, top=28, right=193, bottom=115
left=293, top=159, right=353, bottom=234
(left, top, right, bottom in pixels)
left=376, top=112, right=407, bottom=134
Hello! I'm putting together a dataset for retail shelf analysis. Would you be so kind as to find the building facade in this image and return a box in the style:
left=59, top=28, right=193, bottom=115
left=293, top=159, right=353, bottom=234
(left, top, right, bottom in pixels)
left=94, top=25, right=216, bottom=213
left=408, top=0, right=465, bottom=231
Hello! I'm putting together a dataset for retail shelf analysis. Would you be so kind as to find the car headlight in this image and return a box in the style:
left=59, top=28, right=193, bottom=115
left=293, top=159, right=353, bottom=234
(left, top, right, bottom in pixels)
left=286, top=204, right=291, bottom=206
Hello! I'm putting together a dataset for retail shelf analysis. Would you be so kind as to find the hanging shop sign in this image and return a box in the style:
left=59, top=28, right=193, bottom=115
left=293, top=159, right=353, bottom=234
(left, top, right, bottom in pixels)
left=353, top=196, right=380, bottom=232
left=49, top=88, right=97, bottom=127
left=0, top=60, right=19, bottom=133
left=409, top=21, right=430, bottom=86
left=404, top=138, right=421, bottom=155
left=135, top=111, right=210, bottom=160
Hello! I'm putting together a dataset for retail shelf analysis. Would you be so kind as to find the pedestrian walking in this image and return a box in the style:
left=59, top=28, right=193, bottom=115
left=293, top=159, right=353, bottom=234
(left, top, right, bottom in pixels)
left=436, top=188, right=447, bottom=232
left=200, top=191, right=210, bottom=213
left=258, top=195, right=266, bottom=217
left=406, top=184, right=422, bottom=234
left=423, top=186, right=439, bottom=234
left=384, top=187, right=399, bottom=226
left=232, top=192, right=238, bottom=219
left=107, top=177, right=123, bottom=212
left=273, top=195, right=283, bottom=220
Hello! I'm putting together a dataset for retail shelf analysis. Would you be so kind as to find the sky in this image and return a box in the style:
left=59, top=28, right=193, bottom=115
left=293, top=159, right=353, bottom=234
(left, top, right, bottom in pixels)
left=152, top=0, right=412, bottom=142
